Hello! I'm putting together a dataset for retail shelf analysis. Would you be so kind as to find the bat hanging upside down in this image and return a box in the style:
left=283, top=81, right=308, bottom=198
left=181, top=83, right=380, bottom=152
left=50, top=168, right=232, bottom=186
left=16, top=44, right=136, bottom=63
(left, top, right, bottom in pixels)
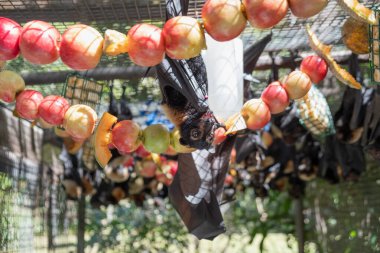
left=157, top=56, right=221, bottom=150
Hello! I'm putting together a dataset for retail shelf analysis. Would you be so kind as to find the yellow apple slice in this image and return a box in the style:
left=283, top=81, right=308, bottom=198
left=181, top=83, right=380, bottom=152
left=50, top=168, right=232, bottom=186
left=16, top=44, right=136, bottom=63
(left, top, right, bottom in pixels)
left=306, top=25, right=361, bottom=89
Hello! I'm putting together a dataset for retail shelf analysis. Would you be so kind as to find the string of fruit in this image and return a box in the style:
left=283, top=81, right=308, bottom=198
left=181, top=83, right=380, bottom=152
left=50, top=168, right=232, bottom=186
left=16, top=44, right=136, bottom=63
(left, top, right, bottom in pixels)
left=0, top=0, right=374, bottom=170
left=0, top=0, right=375, bottom=68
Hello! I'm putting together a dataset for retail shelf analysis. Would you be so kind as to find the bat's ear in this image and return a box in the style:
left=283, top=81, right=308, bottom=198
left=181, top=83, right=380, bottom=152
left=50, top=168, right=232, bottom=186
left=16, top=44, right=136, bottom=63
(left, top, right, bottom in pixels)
left=179, top=137, right=188, bottom=146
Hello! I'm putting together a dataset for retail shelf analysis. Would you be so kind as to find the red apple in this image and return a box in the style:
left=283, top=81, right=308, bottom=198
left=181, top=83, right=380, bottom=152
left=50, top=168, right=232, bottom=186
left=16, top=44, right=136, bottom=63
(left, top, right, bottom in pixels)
left=213, top=127, right=227, bottom=145
left=282, top=70, right=312, bottom=99
left=0, top=17, right=22, bottom=61
left=111, top=120, right=142, bottom=154
left=288, top=0, right=327, bottom=18
left=202, top=0, right=247, bottom=42
left=137, top=159, right=157, bottom=178
left=241, top=98, right=271, bottom=130
left=163, top=16, right=206, bottom=59
left=142, top=124, right=170, bottom=154
left=19, top=20, right=61, bottom=64
left=261, top=81, right=290, bottom=114
left=15, top=90, right=44, bottom=120
left=300, top=55, right=328, bottom=84
left=135, top=144, right=151, bottom=158
left=0, top=70, right=25, bottom=103
left=63, top=104, right=97, bottom=141
left=224, top=174, right=234, bottom=185
left=126, top=24, right=165, bottom=67
left=156, top=160, right=178, bottom=186
left=243, top=0, right=288, bottom=29
left=60, top=24, right=104, bottom=70
left=123, top=154, right=134, bottom=167
left=38, top=95, right=70, bottom=126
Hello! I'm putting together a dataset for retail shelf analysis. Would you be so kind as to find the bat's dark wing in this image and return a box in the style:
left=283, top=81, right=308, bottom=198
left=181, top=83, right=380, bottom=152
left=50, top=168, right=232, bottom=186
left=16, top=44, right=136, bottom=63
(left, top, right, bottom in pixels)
left=169, top=136, right=236, bottom=240
left=155, top=0, right=209, bottom=112
left=244, top=33, right=272, bottom=73
left=156, top=55, right=209, bottom=113
left=243, top=34, right=272, bottom=100
left=165, top=0, right=189, bottom=18
left=235, top=133, right=261, bottom=164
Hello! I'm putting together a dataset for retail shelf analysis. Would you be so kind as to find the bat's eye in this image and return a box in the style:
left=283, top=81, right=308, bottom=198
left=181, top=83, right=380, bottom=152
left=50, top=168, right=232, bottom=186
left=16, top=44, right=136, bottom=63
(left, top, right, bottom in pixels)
left=190, top=128, right=201, bottom=140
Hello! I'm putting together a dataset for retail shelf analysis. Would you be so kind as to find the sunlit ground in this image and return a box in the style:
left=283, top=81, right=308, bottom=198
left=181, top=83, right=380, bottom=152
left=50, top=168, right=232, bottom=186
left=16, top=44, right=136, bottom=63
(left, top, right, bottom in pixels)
left=84, top=233, right=303, bottom=253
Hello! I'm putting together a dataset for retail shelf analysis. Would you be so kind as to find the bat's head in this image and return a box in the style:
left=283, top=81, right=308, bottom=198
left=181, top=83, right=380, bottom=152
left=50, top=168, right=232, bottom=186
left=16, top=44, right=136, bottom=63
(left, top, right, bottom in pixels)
left=179, top=111, right=219, bottom=150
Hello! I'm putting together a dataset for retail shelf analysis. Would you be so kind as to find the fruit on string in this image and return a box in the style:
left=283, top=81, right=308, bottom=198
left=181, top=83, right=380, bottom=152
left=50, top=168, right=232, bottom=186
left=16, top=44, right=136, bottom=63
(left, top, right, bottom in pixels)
left=213, top=127, right=227, bottom=145
left=54, top=127, right=70, bottom=138
left=242, top=0, right=289, bottom=29
left=261, top=131, right=273, bottom=148
left=224, top=113, right=247, bottom=135
left=63, top=137, right=84, bottom=155
left=111, top=120, right=142, bottom=154
left=142, top=124, right=170, bottom=154
left=241, top=98, right=271, bottom=130
left=0, top=70, right=25, bottom=103
left=135, top=144, right=151, bottom=158
left=0, top=17, right=22, bottom=61
left=261, top=81, right=290, bottom=114
left=164, top=145, right=178, bottom=156
left=37, top=117, right=54, bottom=129
left=19, top=20, right=61, bottom=65
left=282, top=70, right=312, bottom=99
left=103, top=29, right=128, bottom=56
left=162, top=16, right=206, bottom=59
left=94, top=112, right=118, bottom=168
left=201, top=0, right=247, bottom=42
left=63, top=104, right=97, bottom=141
left=225, top=174, right=234, bottom=186
left=288, top=0, right=327, bottom=18
left=137, top=159, right=157, bottom=178
left=170, top=128, right=195, bottom=153
left=306, top=25, right=361, bottom=89
left=126, top=24, right=165, bottom=67
left=15, top=90, right=44, bottom=120
left=81, top=176, right=95, bottom=196
left=337, top=0, right=376, bottom=25
left=156, top=160, right=178, bottom=186
left=342, top=17, right=369, bottom=54
left=300, top=55, right=328, bottom=84
left=104, top=156, right=131, bottom=182
left=38, top=95, right=70, bottom=126
left=60, top=24, right=104, bottom=70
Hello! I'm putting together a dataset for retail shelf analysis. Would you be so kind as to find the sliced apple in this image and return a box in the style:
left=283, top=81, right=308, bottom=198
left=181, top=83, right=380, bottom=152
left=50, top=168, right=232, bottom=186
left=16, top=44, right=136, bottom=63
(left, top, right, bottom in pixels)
left=224, top=113, right=247, bottom=135
left=103, top=29, right=128, bottom=56
left=63, top=137, right=84, bottom=154
left=337, top=0, right=376, bottom=25
left=94, top=112, right=118, bottom=168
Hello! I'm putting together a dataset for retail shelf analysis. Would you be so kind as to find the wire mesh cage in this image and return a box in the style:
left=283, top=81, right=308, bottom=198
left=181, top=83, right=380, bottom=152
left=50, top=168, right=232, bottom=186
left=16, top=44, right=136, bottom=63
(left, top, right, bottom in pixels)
left=369, top=4, right=380, bottom=84
left=62, top=74, right=105, bottom=172
left=295, top=85, right=335, bottom=138
left=63, top=73, right=104, bottom=110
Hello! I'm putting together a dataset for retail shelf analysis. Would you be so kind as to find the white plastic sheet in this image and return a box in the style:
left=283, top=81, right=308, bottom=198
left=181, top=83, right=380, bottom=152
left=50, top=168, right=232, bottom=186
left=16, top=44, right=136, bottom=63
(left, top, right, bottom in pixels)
left=202, top=34, right=244, bottom=121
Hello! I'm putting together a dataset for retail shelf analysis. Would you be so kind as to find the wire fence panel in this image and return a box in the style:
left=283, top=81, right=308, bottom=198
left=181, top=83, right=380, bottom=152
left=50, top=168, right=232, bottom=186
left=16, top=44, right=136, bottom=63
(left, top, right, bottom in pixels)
left=0, top=106, right=77, bottom=253
left=305, top=159, right=380, bottom=253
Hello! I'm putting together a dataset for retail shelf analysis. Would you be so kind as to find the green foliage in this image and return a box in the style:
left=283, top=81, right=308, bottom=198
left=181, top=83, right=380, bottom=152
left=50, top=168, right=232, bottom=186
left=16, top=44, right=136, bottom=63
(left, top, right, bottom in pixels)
left=85, top=198, right=188, bottom=253
left=224, top=189, right=295, bottom=252
left=0, top=173, right=17, bottom=251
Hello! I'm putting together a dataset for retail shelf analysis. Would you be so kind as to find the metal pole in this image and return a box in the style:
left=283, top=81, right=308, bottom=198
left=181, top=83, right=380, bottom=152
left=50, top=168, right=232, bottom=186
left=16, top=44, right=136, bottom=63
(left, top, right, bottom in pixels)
left=77, top=195, right=86, bottom=253
left=294, top=197, right=305, bottom=253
